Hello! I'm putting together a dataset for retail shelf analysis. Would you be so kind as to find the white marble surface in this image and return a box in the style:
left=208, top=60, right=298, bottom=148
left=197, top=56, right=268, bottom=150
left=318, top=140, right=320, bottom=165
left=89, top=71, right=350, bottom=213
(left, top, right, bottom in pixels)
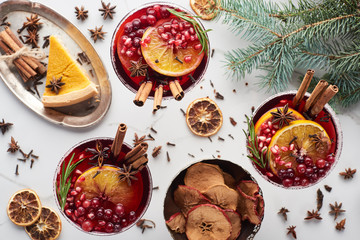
left=1, top=0, right=360, bottom=239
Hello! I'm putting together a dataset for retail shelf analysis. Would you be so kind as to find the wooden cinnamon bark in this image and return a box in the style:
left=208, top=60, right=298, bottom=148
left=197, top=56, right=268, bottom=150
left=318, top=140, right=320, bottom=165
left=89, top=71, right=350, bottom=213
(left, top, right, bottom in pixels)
left=304, top=80, right=328, bottom=112
left=309, top=85, right=338, bottom=117
left=111, top=123, right=127, bottom=158
left=293, top=69, right=314, bottom=107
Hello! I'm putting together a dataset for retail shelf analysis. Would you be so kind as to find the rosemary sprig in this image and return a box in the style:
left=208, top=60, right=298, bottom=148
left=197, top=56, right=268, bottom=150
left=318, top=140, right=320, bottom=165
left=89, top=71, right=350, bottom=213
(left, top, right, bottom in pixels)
left=243, top=115, right=267, bottom=169
left=167, top=8, right=211, bottom=54
left=56, top=153, right=84, bottom=210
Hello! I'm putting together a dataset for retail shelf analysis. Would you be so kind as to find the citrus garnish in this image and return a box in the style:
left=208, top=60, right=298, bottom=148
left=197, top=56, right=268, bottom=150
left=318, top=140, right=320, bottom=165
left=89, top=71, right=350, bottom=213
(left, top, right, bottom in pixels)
left=190, top=0, right=218, bottom=20
left=268, top=120, right=331, bottom=176
left=25, top=207, right=62, bottom=240
left=141, top=18, right=205, bottom=77
left=254, top=106, right=305, bottom=135
left=74, top=166, right=143, bottom=211
left=186, top=97, right=223, bottom=137
left=7, top=189, right=42, bottom=226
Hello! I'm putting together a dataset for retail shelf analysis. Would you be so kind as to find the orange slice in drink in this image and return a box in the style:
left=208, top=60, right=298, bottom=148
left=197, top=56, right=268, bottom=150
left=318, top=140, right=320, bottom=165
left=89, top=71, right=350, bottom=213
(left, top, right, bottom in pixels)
left=7, top=189, right=42, bottom=226
left=186, top=97, right=223, bottom=137
left=74, top=166, right=143, bottom=211
left=141, top=18, right=205, bottom=77
left=268, top=120, right=331, bottom=175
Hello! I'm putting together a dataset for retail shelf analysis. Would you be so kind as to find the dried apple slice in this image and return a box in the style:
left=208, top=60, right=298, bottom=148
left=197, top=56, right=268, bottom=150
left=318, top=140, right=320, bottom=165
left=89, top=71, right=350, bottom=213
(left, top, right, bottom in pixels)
left=166, top=212, right=186, bottom=234
left=237, top=191, right=261, bottom=225
left=184, top=162, right=224, bottom=192
left=223, top=171, right=236, bottom=189
left=237, top=180, right=259, bottom=200
left=224, top=209, right=242, bottom=240
left=203, top=184, right=239, bottom=211
left=186, top=204, right=232, bottom=240
left=174, top=185, right=210, bottom=216
left=255, top=195, right=265, bottom=219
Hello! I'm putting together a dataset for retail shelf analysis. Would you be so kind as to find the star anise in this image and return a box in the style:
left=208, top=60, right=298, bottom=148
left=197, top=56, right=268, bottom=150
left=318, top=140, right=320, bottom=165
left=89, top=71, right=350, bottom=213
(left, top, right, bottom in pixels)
left=99, top=1, right=116, bottom=20
left=309, top=132, right=328, bottom=150
left=287, top=225, right=297, bottom=239
left=24, top=29, right=39, bottom=48
left=271, top=104, right=295, bottom=128
left=304, top=209, right=322, bottom=220
left=75, top=6, right=88, bottom=21
left=118, top=164, right=138, bottom=186
left=7, top=136, right=20, bottom=153
left=46, top=76, right=65, bottom=94
left=85, top=140, right=110, bottom=168
left=339, top=168, right=356, bottom=179
left=129, top=57, right=148, bottom=77
left=0, top=119, right=13, bottom=135
left=329, top=202, right=345, bottom=220
left=0, top=16, right=10, bottom=27
left=18, top=14, right=42, bottom=33
left=335, top=219, right=346, bottom=231
left=88, top=26, right=106, bottom=43
left=278, top=207, right=289, bottom=221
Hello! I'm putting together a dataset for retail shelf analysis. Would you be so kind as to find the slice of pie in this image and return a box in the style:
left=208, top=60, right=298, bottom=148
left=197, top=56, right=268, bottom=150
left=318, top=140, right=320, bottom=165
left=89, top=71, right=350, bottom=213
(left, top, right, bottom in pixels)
left=41, top=36, right=98, bottom=107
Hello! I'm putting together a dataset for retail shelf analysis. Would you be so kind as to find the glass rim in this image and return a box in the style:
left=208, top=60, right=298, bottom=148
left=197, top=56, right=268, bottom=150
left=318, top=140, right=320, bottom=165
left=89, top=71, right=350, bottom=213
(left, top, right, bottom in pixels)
left=250, top=90, right=343, bottom=190
left=109, top=1, right=211, bottom=100
left=52, top=137, right=153, bottom=236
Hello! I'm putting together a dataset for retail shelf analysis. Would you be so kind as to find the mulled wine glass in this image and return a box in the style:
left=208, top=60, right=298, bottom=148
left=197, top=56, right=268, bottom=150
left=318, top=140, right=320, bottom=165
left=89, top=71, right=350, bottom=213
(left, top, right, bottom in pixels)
left=248, top=91, right=342, bottom=189
left=53, top=137, right=152, bottom=235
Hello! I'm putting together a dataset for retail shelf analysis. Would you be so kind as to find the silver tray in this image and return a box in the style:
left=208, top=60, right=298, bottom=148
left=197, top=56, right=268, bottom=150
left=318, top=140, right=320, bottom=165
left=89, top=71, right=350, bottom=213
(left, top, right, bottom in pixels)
left=0, top=0, right=111, bottom=128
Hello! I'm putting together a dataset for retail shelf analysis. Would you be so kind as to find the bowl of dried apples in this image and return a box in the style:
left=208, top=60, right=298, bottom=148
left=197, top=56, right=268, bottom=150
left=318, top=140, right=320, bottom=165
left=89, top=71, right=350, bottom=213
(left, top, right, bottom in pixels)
left=163, top=159, right=265, bottom=240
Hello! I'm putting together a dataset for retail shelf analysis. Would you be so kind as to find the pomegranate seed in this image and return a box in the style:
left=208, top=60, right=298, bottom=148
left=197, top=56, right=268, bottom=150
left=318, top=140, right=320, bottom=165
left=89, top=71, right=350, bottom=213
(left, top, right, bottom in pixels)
left=171, top=24, right=179, bottom=30
left=80, top=193, right=86, bottom=201
left=75, top=200, right=82, bottom=208
left=129, top=211, right=136, bottom=221
left=71, top=176, right=76, bottom=183
left=280, top=100, right=287, bottom=104
left=189, top=27, right=195, bottom=35
left=126, top=50, right=134, bottom=58
left=270, top=146, right=279, bottom=155
left=259, top=142, right=264, bottom=148
left=261, top=146, right=268, bottom=153
left=91, top=198, right=100, bottom=208
left=175, top=33, right=181, bottom=40
left=147, top=15, right=156, bottom=25
left=271, top=130, right=276, bottom=135
left=115, top=204, right=125, bottom=217
left=98, top=220, right=106, bottom=228
left=136, top=29, right=145, bottom=37
left=181, top=42, right=188, bottom=49
left=190, top=35, right=195, bottom=42
left=274, top=145, right=279, bottom=150
left=273, top=125, right=279, bottom=129
left=171, top=28, right=177, bottom=36
left=157, top=26, right=165, bottom=34
left=161, top=33, right=169, bottom=41
left=105, top=222, right=114, bottom=233
left=75, top=207, right=85, bottom=217
left=120, top=46, right=127, bottom=55
left=289, top=143, right=295, bottom=151
left=268, top=121, right=272, bottom=128
left=163, top=24, right=171, bottom=32
left=82, top=220, right=94, bottom=232
left=179, top=22, right=184, bottom=30
left=194, top=43, right=202, bottom=50
left=261, top=123, right=268, bottom=129
left=65, top=209, right=72, bottom=216
left=70, top=190, right=78, bottom=196
left=184, top=56, right=192, bottom=63
left=82, top=200, right=91, bottom=208
left=171, top=19, right=179, bottom=24
left=66, top=197, right=74, bottom=202
left=174, top=40, right=182, bottom=46
left=75, top=186, right=82, bottom=193
left=71, top=215, right=77, bottom=222
left=77, top=176, right=85, bottom=183
left=194, top=34, right=198, bottom=40
left=266, top=172, right=273, bottom=177
left=137, top=48, right=141, bottom=55
left=275, top=156, right=281, bottom=163
left=264, top=128, right=271, bottom=133
left=144, top=36, right=151, bottom=44
left=87, top=212, right=95, bottom=220
left=184, top=22, right=192, bottom=28
left=284, top=162, right=292, bottom=168
left=75, top=169, right=83, bottom=175
left=184, top=31, right=190, bottom=40
left=278, top=160, right=285, bottom=166
left=258, top=136, right=266, bottom=142
left=266, top=137, right=272, bottom=143
left=130, top=47, right=137, bottom=52
left=316, top=159, right=326, bottom=168
left=124, top=38, right=132, bottom=48
left=168, top=39, right=175, bottom=45
left=281, top=146, right=288, bottom=152
left=139, top=41, right=147, bottom=47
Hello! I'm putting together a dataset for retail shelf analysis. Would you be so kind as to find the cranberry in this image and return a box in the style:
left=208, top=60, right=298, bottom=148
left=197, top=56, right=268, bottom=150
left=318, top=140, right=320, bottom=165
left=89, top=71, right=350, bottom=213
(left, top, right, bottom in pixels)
left=146, top=7, right=156, bottom=16
left=316, top=159, right=326, bottom=168
left=282, top=178, right=293, bottom=187
left=278, top=169, right=286, bottom=179
left=77, top=216, right=85, bottom=224
left=114, top=224, right=122, bottom=232
left=286, top=168, right=295, bottom=178
left=132, top=18, right=141, bottom=30
left=112, top=214, right=121, bottom=223
left=97, top=220, right=106, bottom=228
left=121, top=218, right=128, bottom=227
left=318, top=169, right=326, bottom=177
left=309, top=173, right=318, bottom=183
left=296, top=164, right=306, bottom=174
left=82, top=220, right=94, bottom=232
left=160, top=7, right=170, bottom=18
left=147, top=15, right=157, bottom=25
left=128, top=32, right=136, bottom=39
left=304, top=157, right=313, bottom=167
left=135, top=29, right=145, bottom=38
left=139, top=15, right=148, bottom=27
left=105, top=222, right=114, bottom=233
left=296, top=155, right=304, bottom=164
left=327, top=154, right=335, bottom=163
left=132, top=37, right=141, bottom=47
left=96, top=208, right=104, bottom=219
left=128, top=211, right=136, bottom=222
left=104, top=209, right=113, bottom=221
left=324, top=162, right=331, bottom=170
left=76, top=207, right=85, bottom=216
left=194, top=43, right=202, bottom=50
left=82, top=200, right=91, bottom=208
left=301, top=178, right=310, bottom=186
left=293, top=177, right=301, bottom=186
left=91, top=198, right=100, bottom=208
left=305, top=167, right=314, bottom=177
left=115, top=204, right=125, bottom=217
left=87, top=212, right=95, bottom=220
left=124, top=22, right=133, bottom=34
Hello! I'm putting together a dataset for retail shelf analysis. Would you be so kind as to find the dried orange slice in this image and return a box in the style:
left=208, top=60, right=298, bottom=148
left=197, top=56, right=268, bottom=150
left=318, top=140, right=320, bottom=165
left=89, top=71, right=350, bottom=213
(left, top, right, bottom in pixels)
left=25, top=207, right=62, bottom=240
left=74, top=166, right=143, bottom=211
left=190, top=0, right=218, bottom=20
left=268, top=120, right=331, bottom=175
left=141, top=18, right=204, bottom=77
left=186, top=97, right=223, bottom=137
left=7, top=189, right=42, bottom=226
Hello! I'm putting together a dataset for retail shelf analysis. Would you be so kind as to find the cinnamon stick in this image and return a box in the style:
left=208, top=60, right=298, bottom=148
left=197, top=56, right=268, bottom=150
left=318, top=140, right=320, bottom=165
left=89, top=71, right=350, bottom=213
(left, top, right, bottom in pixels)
left=153, top=86, right=159, bottom=112
left=130, top=154, right=148, bottom=170
left=138, top=81, right=153, bottom=106
left=309, top=85, right=338, bottom=117
left=175, top=80, right=184, bottom=98
left=293, top=69, right=314, bottom=107
left=134, top=81, right=146, bottom=106
left=304, top=80, right=328, bottom=112
left=153, top=84, right=164, bottom=112
left=169, top=80, right=182, bottom=100
left=111, top=123, right=127, bottom=158
left=124, top=142, right=148, bottom=164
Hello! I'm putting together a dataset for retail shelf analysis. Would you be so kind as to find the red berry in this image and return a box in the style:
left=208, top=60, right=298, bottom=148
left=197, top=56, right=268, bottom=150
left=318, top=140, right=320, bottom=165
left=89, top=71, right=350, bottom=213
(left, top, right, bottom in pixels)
left=163, top=24, right=171, bottom=32
left=146, top=7, right=156, bottom=16
left=77, top=206, right=85, bottom=216
left=75, top=200, right=82, bottom=208
left=293, top=177, right=301, bottom=186
left=144, top=36, right=151, bottom=44
left=128, top=32, right=136, bottom=39
left=327, top=154, right=335, bottom=163
left=91, top=198, right=100, bottom=208
left=114, top=224, right=122, bottom=232
left=189, top=27, right=195, bottom=35
left=157, top=26, right=165, bottom=34
left=184, top=56, right=192, bottom=63
left=87, top=212, right=95, bottom=220
left=80, top=193, right=86, bottom=201
left=65, top=209, right=72, bottom=216
left=139, top=15, right=148, bottom=27
left=96, top=208, right=104, bottom=219
left=304, top=157, right=313, bottom=167
left=104, top=209, right=113, bottom=221
left=82, top=200, right=91, bottom=208
left=132, top=37, right=141, bottom=47
left=112, top=214, right=121, bottom=223
left=301, top=178, right=310, bottom=186
left=160, top=7, right=170, bottom=18
left=316, top=159, right=326, bottom=168
left=128, top=211, right=136, bottom=222
left=282, top=178, right=293, bottom=187
left=296, top=164, right=306, bottom=174
left=147, top=15, right=156, bottom=25
left=194, top=43, right=202, bottom=50
left=82, top=220, right=94, bottom=232
left=97, top=220, right=106, bottom=228
left=105, top=222, right=114, bottom=233
left=120, top=218, right=128, bottom=228
left=124, top=22, right=133, bottom=33
left=136, top=29, right=145, bottom=38
left=132, top=18, right=141, bottom=30
left=126, top=50, right=134, bottom=58
left=115, top=204, right=125, bottom=217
